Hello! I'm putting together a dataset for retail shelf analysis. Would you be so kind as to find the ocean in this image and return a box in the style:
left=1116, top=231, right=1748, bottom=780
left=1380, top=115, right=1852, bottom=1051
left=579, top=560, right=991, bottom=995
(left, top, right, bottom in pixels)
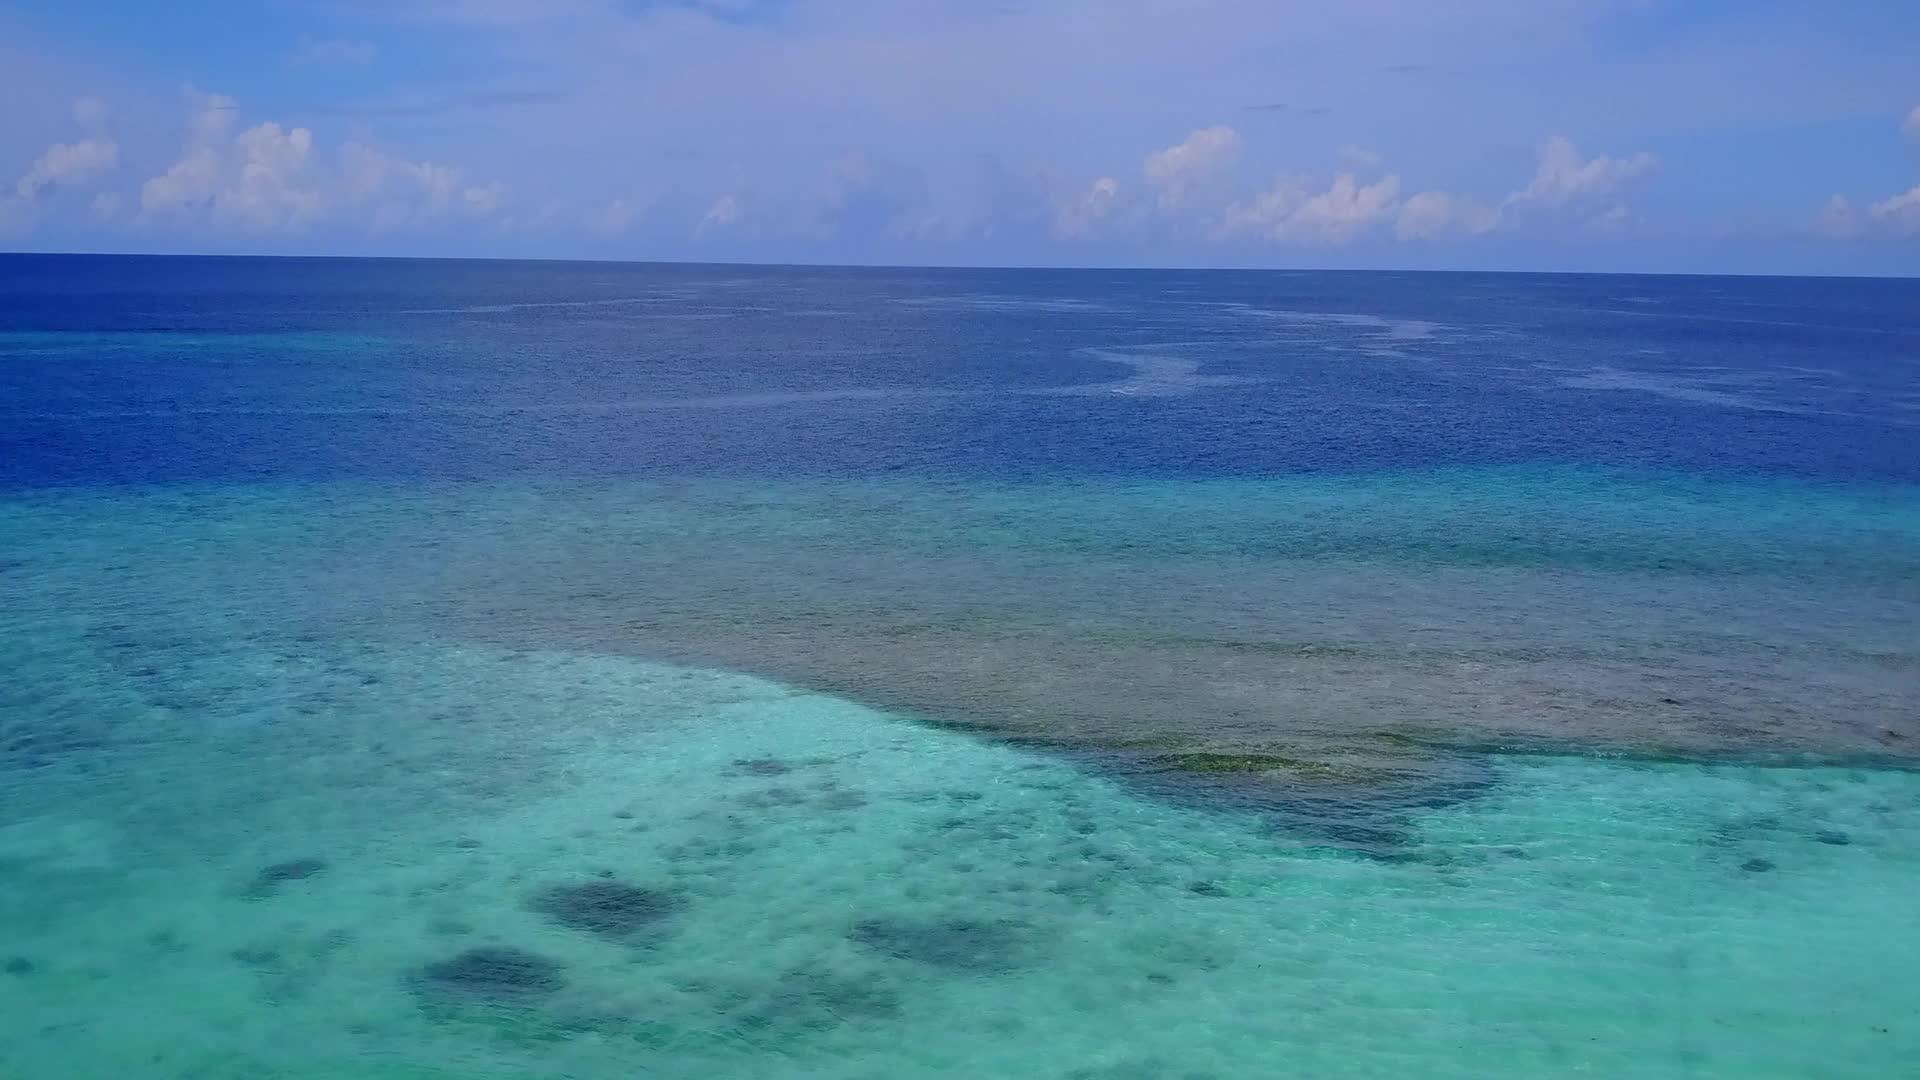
left=2, top=254, right=1917, bottom=1077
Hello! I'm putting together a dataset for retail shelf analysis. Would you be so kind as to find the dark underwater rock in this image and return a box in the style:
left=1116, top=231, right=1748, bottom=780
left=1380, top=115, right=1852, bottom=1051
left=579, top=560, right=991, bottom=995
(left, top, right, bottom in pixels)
left=1741, top=857, right=1776, bottom=873
left=4, top=957, right=34, bottom=976
left=848, top=917, right=1031, bottom=973
left=261, top=858, right=327, bottom=881
left=412, top=946, right=566, bottom=1008
left=1814, top=829, right=1851, bottom=846
left=529, top=881, right=686, bottom=939
left=734, top=758, right=793, bottom=776
left=245, top=857, right=327, bottom=899
left=230, top=945, right=282, bottom=969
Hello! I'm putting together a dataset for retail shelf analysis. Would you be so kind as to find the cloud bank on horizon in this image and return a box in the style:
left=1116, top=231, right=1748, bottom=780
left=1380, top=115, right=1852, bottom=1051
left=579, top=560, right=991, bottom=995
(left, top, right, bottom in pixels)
left=2, top=0, right=1918, bottom=273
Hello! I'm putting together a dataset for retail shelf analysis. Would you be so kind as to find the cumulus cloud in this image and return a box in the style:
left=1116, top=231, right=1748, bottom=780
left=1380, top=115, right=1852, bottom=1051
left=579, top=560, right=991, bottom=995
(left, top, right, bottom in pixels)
left=16, top=138, right=119, bottom=200
left=9, top=95, right=120, bottom=205
left=138, top=89, right=506, bottom=234
left=1055, top=176, right=1121, bottom=239
left=1506, top=135, right=1657, bottom=209
left=1814, top=194, right=1859, bottom=238
left=1223, top=173, right=1402, bottom=244
left=1814, top=187, right=1920, bottom=240
left=142, top=112, right=321, bottom=230
left=1395, top=190, right=1500, bottom=241
left=1144, top=126, right=1242, bottom=208
left=338, top=141, right=509, bottom=229
left=1868, top=187, right=1920, bottom=236
left=1063, top=126, right=1656, bottom=247
left=1814, top=110, right=1920, bottom=239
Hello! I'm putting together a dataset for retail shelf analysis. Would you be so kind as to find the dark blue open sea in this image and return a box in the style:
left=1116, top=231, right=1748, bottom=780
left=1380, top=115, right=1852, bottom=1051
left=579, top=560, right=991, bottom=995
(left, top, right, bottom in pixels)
left=2, top=254, right=1917, bottom=1078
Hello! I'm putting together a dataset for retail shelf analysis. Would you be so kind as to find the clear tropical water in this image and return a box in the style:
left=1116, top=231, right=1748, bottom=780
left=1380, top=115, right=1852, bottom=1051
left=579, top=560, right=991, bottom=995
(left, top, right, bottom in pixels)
left=1, top=255, right=1916, bottom=1077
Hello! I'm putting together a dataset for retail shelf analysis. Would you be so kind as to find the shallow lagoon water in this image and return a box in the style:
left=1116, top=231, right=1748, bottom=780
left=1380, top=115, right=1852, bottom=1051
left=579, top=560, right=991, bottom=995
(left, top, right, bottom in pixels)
left=3, top=258, right=1919, bottom=1076
left=6, top=633, right=1918, bottom=1079
left=4, top=475, right=1917, bottom=1078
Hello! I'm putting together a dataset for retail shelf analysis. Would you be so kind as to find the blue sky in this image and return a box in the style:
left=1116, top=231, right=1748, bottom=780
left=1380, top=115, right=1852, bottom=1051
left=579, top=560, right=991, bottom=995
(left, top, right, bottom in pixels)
left=3, top=0, right=1918, bottom=273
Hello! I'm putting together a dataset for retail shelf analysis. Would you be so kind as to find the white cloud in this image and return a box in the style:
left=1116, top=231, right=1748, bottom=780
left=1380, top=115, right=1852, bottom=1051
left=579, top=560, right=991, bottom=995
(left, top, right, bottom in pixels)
left=1055, top=176, right=1121, bottom=239
left=1395, top=190, right=1500, bottom=241
left=1868, top=186, right=1920, bottom=235
left=293, top=36, right=379, bottom=67
left=142, top=115, right=323, bottom=233
left=139, top=91, right=505, bottom=234
left=1223, top=172, right=1402, bottom=244
left=218, top=122, right=323, bottom=230
left=91, top=192, right=123, bottom=221
left=188, top=88, right=239, bottom=144
left=1814, top=109, right=1920, bottom=239
left=140, top=147, right=221, bottom=215
left=339, top=142, right=509, bottom=229
left=1812, top=187, right=1920, bottom=239
left=1109, top=128, right=1654, bottom=247
left=1507, top=135, right=1657, bottom=209
left=1144, top=126, right=1241, bottom=207
left=15, top=138, right=119, bottom=200
left=1814, top=193, right=1859, bottom=238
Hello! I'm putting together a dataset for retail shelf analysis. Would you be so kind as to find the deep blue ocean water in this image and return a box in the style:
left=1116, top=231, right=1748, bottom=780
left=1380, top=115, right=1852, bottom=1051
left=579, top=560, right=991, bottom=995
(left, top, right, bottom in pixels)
left=6, top=255, right=1918, bottom=486
left=2, top=255, right=1917, bottom=1077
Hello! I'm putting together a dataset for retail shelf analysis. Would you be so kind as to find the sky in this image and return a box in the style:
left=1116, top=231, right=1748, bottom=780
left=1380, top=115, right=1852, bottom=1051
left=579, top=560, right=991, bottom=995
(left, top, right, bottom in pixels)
left=2, top=1, right=1919, bottom=274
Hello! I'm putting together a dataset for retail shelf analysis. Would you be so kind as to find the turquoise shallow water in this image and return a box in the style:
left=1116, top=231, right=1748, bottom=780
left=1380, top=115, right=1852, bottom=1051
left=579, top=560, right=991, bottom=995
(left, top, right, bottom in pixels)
left=3, top=472, right=1918, bottom=1077
left=5, top=636, right=1917, bottom=1078
left=5, top=261, right=1919, bottom=1076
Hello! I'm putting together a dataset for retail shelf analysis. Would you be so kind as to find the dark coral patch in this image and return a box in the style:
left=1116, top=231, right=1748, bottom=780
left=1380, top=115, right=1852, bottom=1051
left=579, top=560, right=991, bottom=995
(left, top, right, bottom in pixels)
left=734, top=758, right=793, bottom=776
left=4, top=957, right=34, bottom=976
left=1814, top=829, right=1851, bottom=846
left=230, top=946, right=282, bottom=969
left=848, top=917, right=1031, bottom=973
left=261, top=858, right=327, bottom=881
left=1741, top=857, right=1776, bottom=873
left=529, top=881, right=687, bottom=940
left=245, top=857, right=327, bottom=898
left=411, top=946, right=566, bottom=1008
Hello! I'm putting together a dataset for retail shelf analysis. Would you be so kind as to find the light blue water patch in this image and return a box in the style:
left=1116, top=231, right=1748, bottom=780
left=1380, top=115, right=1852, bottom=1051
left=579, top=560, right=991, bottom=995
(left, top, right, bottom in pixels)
left=1, top=637, right=1915, bottom=1079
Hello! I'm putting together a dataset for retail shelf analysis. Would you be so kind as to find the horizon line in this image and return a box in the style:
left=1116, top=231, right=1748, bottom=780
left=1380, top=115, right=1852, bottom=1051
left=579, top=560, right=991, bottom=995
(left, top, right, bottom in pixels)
left=3, top=249, right=1916, bottom=283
